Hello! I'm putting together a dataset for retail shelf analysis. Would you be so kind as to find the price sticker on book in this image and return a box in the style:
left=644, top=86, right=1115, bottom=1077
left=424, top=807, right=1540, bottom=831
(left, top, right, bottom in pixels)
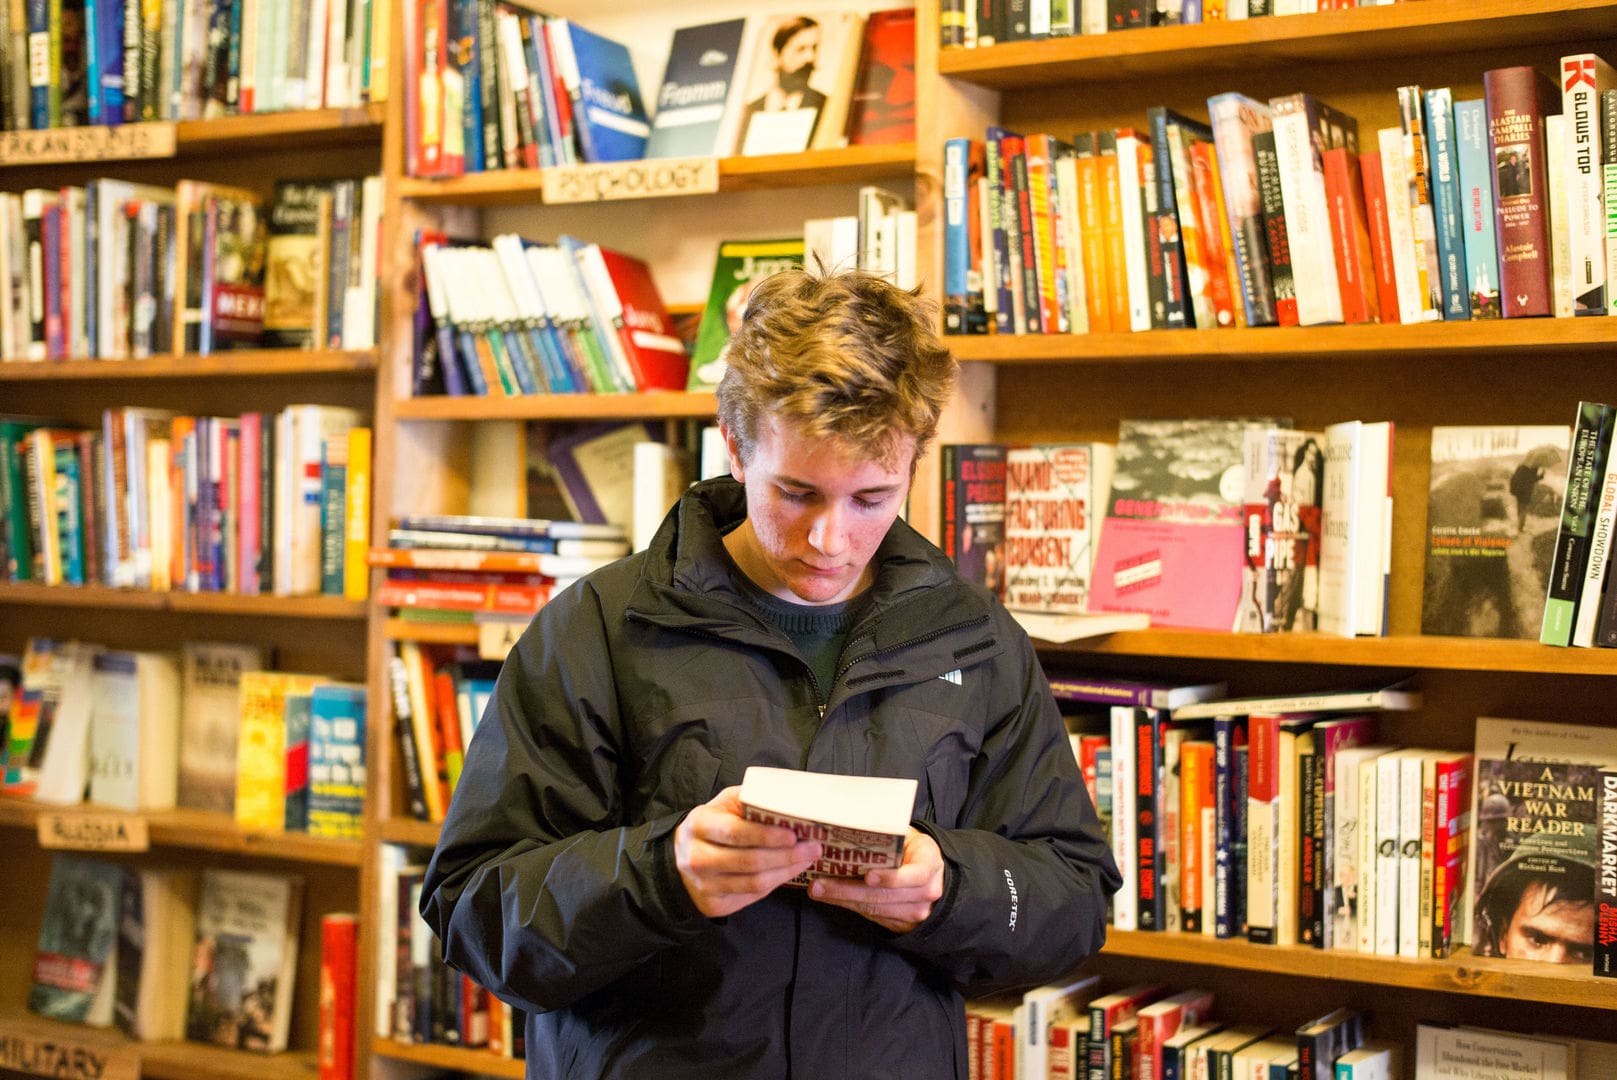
left=542, top=157, right=719, bottom=204
left=0, top=122, right=177, bottom=166
left=37, top=812, right=150, bottom=853
left=0, top=1019, right=138, bottom=1080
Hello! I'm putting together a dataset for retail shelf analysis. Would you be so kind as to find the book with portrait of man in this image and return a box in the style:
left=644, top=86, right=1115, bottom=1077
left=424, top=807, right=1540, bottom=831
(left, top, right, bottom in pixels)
left=734, top=11, right=866, bottom=157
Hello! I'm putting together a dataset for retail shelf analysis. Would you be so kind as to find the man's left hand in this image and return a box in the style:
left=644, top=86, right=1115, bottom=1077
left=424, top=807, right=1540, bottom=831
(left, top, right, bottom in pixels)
left=806, top=828, right=946, bottom=933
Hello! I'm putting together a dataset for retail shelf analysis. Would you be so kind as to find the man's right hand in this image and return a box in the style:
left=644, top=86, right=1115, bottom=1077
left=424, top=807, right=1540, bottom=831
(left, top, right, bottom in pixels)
left=674, top=786, right=822, bottom=918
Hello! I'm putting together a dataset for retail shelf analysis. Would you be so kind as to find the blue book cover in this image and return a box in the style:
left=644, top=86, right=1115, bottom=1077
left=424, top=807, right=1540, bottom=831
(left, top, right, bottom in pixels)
left=944, top=138, right=972, bottom=305
left=1452, top=98, right=1502, bottom=319
left=452, top=0, right=484, bottom=173
left=1423, top=87, right=1471, bottom=320
left=645, top=18, right=748, bottom=159
left=308, top=683, right=367, bottom=839
left=563, top=21, right=651, bottom=162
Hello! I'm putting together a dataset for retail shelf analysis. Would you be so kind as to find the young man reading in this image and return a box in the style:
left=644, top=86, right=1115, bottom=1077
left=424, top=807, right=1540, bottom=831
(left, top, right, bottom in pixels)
left=420, top=268, right=1121, bottom=1078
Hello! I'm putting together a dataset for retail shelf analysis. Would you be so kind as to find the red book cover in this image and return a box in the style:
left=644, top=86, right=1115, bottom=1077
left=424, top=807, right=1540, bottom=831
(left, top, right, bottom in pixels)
left=594, top=247, right=690, bottom=391
left=1136, top=988, right=1215, bottom=1080
left=318, top=913, right=358, bottom=1080
left=844, top=8, right=915, bottom=147
left=1357, top=150, right=1402, bottom=324
left=1087, top=985, right=1166, bottom=1080
left=1483, top=66, right=1558, bottom=317
left=1431, top=752, right=1472, bottom=958
left=1321, top=147, right=1379, bottom=325
left=376, top=578, right=554, bottom=612
left=1188, top=140, right=1238, bottom=329
left=1006, top=135, right=1043, bottom=334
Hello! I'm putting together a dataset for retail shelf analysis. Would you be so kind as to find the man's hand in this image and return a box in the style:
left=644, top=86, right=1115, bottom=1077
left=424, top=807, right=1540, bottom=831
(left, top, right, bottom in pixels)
left=806, top=828, right=946, bottom=933
left=674, top=786, right=822, bottom=918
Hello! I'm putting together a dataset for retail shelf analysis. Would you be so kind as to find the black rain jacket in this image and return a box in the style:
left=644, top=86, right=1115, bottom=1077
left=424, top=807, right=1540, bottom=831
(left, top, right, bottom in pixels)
left=419, top=477, right=1121, bottom=1079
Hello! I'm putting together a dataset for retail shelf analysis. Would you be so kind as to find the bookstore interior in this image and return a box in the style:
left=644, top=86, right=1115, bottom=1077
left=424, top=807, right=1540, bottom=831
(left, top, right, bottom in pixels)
left=2, top=0, right=1616, bottom=1077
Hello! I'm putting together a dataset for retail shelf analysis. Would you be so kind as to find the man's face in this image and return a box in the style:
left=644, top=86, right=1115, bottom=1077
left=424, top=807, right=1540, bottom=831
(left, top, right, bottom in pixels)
left=1501, top=880, right=1594, bottom=964
left=724, top=415, right=913, bottom=605
left=776, top=26, right=820, bottom=79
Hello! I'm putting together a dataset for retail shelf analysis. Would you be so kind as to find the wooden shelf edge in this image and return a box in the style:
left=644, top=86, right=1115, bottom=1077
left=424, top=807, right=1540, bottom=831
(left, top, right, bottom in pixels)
left=1103, top=928, right=1617, bottom=1009
left=383, top=618, right=482, bottom=644
left=0, top=799, right=363, bottom=866
left=948, top=319, right=1617, bottom=365
left=393, top=390, right=718, bottom=421
left=0, top=349, right=378, bottom=381
left=380, top=817, right=445, bottom=848
left=396, top=143, right=916, bottom=205
left=174, top=104, right=387, bottom=149
left=1036, top=628, right=1617, bottom=674
left=372, top=1036, right=526, bottom=1077
left=0, top=1009, right=320, bottom=1080
left=938, top=0, right=1617, bottom=87
left=0, top=582, right=367, bottom=618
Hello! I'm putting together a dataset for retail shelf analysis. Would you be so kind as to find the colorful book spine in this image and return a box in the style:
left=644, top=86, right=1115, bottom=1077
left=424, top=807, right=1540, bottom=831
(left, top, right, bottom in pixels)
left=1543, top=401, right=1616, bottom=645
left=1597, top=769, right=1617, bottom=978
left=1423, top=88, right=1472, bottom=320
left=1454, top=99, right=1503, bottom=318
left=1561, top=54, right=1615, bottom=316
left=1483, top=66, right=1558, bottom=317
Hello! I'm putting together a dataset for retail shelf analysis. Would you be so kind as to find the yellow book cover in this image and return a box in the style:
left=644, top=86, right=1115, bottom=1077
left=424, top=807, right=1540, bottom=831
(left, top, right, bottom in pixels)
left=235, top=671, right=321, bottom=830
left=344, top=427, right=372, bottom=601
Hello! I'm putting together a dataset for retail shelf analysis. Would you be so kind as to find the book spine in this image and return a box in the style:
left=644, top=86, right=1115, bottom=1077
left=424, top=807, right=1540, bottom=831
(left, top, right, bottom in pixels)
left=1135, top=711, right=1164, bottom=931
left=1273, top=96, right=1344, bottom=325
left=1110, top=705, right=1139, bottom=932
left=1573, top=424, right=1617, bottom=647
left=1597, top=769, right=1617, bottom=977
left=1246, top=714, right=1280, bottom=944
left=1563, top=55, right=1612, bottom=315
left=1424, top=88, right=1472, bottom=320
left=1604, top=89, right=1617, bottom=317
left=1398, top=86, right=1444, bottom=322
left=1373, top=752, right=1401, bottom=956
left=1359, top=152, right=1403, bottom=324
left=1431, top=755, right=1471, bottom=959
left=1115, top=130, right=1151, bottom=332
left=1010, top=139, right=1043, bottom=334
left=1322, top=148, right=1377, bottom=324
left=984, top=128, right=1015, bottom=334
left=1396, top=751, right=1424, bottom=958
left=1455, top=99, right=1504, bottom=318
left=1543, top=402, right=1614, bottom=645
left=1253, top=129, right=1298, bottom=326
left=1417, top=754, right=1438, bottom=958
left=1484, top=66, right=1556, bottom=317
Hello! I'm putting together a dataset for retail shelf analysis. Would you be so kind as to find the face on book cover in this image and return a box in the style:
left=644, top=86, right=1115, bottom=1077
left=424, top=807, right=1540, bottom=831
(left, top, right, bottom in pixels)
left=723, top=415, right=913, bottom=606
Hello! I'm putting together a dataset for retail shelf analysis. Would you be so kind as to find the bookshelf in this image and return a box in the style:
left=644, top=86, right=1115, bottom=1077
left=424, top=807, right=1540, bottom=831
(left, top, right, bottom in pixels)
left=0, top=82, right=383, bottom=1080
left=926, top=0, right=1617, bottom=1059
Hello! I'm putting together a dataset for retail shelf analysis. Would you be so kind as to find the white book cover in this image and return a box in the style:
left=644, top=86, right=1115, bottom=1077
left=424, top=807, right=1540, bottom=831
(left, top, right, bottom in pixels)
left=1271, top=94, right=1345, bottom=325
left=1561, top=54, right=1615, bottom=315
left=177, top=642, right=267, bottom=814
left=1416, top=1025, right=1572, bottom=1080
left=1376, top=127, right=1424, bottom=325
left=1572, top=423, right=1617, bottom=646
left=1331, top=744, right=1391, bottom=952
left=1116, top=130, right=1153, bottom=331
left=1002, top=443, right=1114, bottom=614
left=738, top=766, right=915, bottom=882
left=88, top=650, right=181, bottom=811
left=1548, top=114, right=1575, bottom=317
left=1373, top=748, right=1414, bottom=956
left=631, top=441, right=691, bottom=553
left=1397, top=749, right=1428, bottom=958
left=1110, top=705, right=1139, bottom=931
left=1020, top=974, right=1101, bottom=1080
left=32, top=643, right=102, bottom=805
left=1055, top=153, right=1089, bottom=335
left=1356, top=750, right=1382, bottom=953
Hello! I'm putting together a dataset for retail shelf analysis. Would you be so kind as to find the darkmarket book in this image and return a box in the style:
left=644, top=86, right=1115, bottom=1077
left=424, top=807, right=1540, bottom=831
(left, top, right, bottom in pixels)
left=1597, top=768, right=1616, bottom=978
left=738, top=766, right=915, bottom=884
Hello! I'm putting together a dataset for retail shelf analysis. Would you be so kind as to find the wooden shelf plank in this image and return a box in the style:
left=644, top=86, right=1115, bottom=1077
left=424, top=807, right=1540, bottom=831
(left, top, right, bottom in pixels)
left=393, top=391, right=718, bottom=421
left=0, top=799, right=363, bottom=866
left=1103, top=929, right=1617, bottom=1010
left=0, top=1009, right=320, bottom=1080
left=372, top=1037, right=526, bottom=1077
left=0, top=582, right=367, bottom=618
left=173, top=105, right=387, bottom=153
left=396, top=143, right=917, bottom=206
left=380, top=817, right=444, bottom=849
left=1035, top=629, right=1617, bottom=675
left=0, top=349, right=378, bottom=381
left=938, top=0, right=1617, bottom=88
left=382, top=618, right=482, bottom=645
left=948, top=318, right=1617, bottom=365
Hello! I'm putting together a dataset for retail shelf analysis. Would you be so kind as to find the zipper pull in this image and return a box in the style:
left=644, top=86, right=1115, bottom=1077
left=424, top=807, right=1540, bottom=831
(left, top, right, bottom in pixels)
left=817, top=703, right=826, bottom=721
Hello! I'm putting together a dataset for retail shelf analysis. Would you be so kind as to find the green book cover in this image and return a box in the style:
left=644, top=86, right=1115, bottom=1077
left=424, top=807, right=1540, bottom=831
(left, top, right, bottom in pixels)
left=687, top=238, right=805, bottom=391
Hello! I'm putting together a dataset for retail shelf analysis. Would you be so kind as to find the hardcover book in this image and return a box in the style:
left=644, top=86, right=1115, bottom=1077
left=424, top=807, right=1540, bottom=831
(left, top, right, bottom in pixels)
left=1003, top=443, right=1114, bottom=614
left=843, top=8, right=915, bottom=148
left=186, top=869, right=305, bottom=1052
left=1597, top=769, right=1616, bottom=978
left=28, top=856, right=125, bottom=1023
left=263, top=180, right=340, bottom=349
left=1088, top=418, right=1281, bottom=632
left=644, top=19, right=752, bottom=160
left=686, top=238, right=805, bottom=390
left=556, top=21, right=651, bottom=163
left=734, top=11, right=865, bottom=156
left=940, top=443, right=1007, bottom=596
left=1541, top=402, right=1615, bottom=646
left=1235, top=427, right=1326, bottom=633
left=1422, top=425, right=1571, bottom=639
left=114, top=867, right=201, bottom=1042
left=738, top=766, right=915, bottom=883
left=1483, top=66, right=1559, bottom=318
left=1453, top=99, right=1504, bottom=319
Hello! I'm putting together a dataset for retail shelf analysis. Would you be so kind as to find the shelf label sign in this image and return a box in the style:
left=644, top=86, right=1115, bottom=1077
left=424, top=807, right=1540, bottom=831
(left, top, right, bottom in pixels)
left=542, top=157, right=719, bottom=203
left=37, top=812, right=150, bottom=852
left=0, top=122, right=177, bottom=166
left=478, top=619, right=527, bottom=660
left=0, top=1022, right=138, bottom=1080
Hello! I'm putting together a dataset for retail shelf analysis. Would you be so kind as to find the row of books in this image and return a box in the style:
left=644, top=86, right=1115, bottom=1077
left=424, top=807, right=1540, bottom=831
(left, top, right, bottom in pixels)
left=943, top=59, right=1617, bottom=338
left=25, top=856, right=323, bottom=1057
left=0, top=407, right=371, bottom=598
left=378, top=844, right=526, bottom=1059
left=940, top=0, right=1404, bottom=45
left=1, top=637, right=367, bottom=837
left=404, top=6, right=913, bottom=178
left=0, top=0, right=389, bottom=132
left=1050, top=672, right=1617, bottom=975
left=0, top=175, right=384, bottom=363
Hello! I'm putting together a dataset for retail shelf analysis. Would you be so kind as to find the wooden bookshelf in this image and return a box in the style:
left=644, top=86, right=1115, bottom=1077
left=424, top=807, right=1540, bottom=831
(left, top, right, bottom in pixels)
left=0, top=349, right=378, bottom=381
left=392, top=391, right=718, bottom=421
left=172, top=105, right=386, bottom=154
left=937, top=0, right=1617, bottom=88
left=379, top=817, right=443, bottom=849
left=382, top=618, right=482, bottom=645
left=0, top=583, right=366, bottom=617
left=948, top=318, right=1617, bottom=365
left=394, top=142, right=917, bottom=206
left=372, top=1037, right=525, bottom=1078
left=1102, top=929, right=1617, bottom=1011
left=0, top=799, right=362, bottom=866
left=0, top=1010, right=320, bottom=1080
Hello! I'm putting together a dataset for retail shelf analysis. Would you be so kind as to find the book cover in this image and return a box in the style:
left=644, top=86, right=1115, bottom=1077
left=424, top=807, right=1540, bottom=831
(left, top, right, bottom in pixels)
left=545, top=420, right=660, bottom=529
left=738, top=766, right=914, bottom=883
left=1542, top=402, right=1615, bottom=646
left=1597, top=769, right=1616, bottom=978
left=176, top=642, right=267, bottom=814
left=1089, top=418, right=1280, bottom=632
left=263, top=179, right=338, bottom=349
left=686, top=237, right=805, bottom=390
left=1207, top=92, right=1277, bottom=328
left=843, top=7, right=914, bottom=147
left=235, top=670, right=322, bottom=831
left=185, top=869, right=304, bottom=1052
left=1003, top=443, right=1113, bottom=614
left=1561, top=54, right=1615, bottom=316
left=940, top=443, right=1007, bottom=596
left=114, top=867, right=202, bottom=1042
left=1172, top=681, right=1420, bottom=722
left=318, top=913, right=358, bottom=1080
left=593, top=246, right=690, bottom=391
left=1235, top=427, right=1326, bottom=633
left=1424, top=87, right=1472, bottom=321
left=1269, top=92, right=1358, bottom=326
left=558, top=20, right=650, bottom=163
left=1416, top=1025, right=1572, bottom=1080
left=644, top=18, right=751, bottom=160
left=1320, top=147, right=1379, bottom=325
left=87, top=649, right=182, bottom=811
left=1453, top=98, right=1504, bottom=319
left=28, top=856, right=124, bottom=1023
left=734, top=12, right=864, bottom=156
left=1048, top=676, right=1226, bottom=713
left=1484, top=66, right=1559, bottom=318
left=1422, top=425, right=1572, bottom=639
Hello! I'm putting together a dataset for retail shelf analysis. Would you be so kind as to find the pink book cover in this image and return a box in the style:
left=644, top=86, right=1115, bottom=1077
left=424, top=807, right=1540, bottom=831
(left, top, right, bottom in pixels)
left=238, top=412, right=262, bottom=595
left=1089, top=418, right=1278, bottom=630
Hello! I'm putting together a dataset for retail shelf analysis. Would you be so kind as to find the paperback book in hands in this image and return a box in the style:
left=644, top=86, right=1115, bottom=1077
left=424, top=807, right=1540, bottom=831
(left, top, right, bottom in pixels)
left=739, top=766, right=916, bottom=885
